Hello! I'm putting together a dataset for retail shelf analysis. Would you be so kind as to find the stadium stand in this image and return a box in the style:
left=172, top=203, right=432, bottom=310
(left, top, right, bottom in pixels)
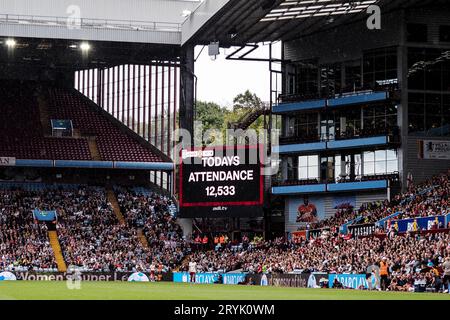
left=0, top=188, right=58, bottom=272
left=47, top=87, right=164, bottom=163
left=0, top=184, right=184, bottom=273
left=115, top=187, right=187, bottom=270
left=181, top=232, right=450, bottom=288
left=294, top=170, right=450, bottom=231
left=0, top=80, right=92, bottom=160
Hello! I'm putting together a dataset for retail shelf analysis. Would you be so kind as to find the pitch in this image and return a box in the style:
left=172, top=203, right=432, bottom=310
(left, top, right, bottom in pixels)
left=1, top=282, right=450, bottom=300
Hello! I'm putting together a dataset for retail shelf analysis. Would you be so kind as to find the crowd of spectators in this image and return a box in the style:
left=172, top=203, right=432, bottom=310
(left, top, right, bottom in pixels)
left=116, top=188, right=188, bottom=271
left=183, top=230, right=450, bottom=292
left=300, top=170, right=450, bottom=231
left=0, top=185, right=186, bottom=273
left=0, top=189, right=58, bottom=272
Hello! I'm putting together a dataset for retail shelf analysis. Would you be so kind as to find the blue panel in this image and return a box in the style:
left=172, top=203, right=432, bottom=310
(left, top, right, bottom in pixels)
left=328, top=92, right=388, bottom=107
left=340, top=216, right=363, bottom=234
left=54, top=160, right=114, bottom=168
left=15, top=159, right=54, bottom=167
left=273, top=142, right=327, bottom=154
left=271, top=184, right=326, bottom=195
left=376, top=211, right=401, bottom=228
left=327, top=180, right=387, bottom=192
left=273, top=99, right=326, bottom=113
left=114, top=162, right=174, bottom=171
left=327, top=136, right=387, bottom=149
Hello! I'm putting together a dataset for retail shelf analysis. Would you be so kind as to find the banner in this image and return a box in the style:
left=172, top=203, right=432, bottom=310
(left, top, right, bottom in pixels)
left=33, top=209, right=57, bottom=221
left=348, top=223, right=376, bottom=237
left=332, top=195, right=356, bottom=209
left=244, top=273, right=328, bottom=288
left=0, top=157, right=15, bottom=166
left=307, top=228, right=330, bottom=239
left=7, top=271, right=172, bottom=282
left=287, top=196, right=325, bottom=231
left=419, top=140, right=450, bottom=159
left=393, top=215, right=445, bottom=232
left=127, top=272, right=150, bottom=282
left=172, top=272, right=247, bottom=285
left=328, top=274, right=376, bottom=289
left=0, top=271, right=17, bottom=281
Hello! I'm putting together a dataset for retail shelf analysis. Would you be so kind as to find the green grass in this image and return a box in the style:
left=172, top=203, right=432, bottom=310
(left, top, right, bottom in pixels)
left=1, top=281, right=450, bottom=300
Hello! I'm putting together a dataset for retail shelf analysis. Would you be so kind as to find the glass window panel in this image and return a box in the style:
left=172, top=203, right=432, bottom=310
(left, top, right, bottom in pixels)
left=308, top=166, right=318, bottom=179
left=375, top=160, right=386, bottom=174
left=386, top=149, right=397, bottom=160
left=364, top=162, right=375, bottom=175
left=375, top=150, right=387, bottom=161
left=298, top=156, right=308, bottom=167
left=387, top=160, right=398, bottom=173
left=363, top=151, right=375, bottom=162
left=298, top=167, right=308, bottom=180
left=408, top=114, right=425, bottom=133
left=308, top=155, right=319, bottom=166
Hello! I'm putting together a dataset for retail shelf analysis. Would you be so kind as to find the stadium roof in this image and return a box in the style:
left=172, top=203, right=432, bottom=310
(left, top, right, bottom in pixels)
left=183, top=0, right=446, bottom=46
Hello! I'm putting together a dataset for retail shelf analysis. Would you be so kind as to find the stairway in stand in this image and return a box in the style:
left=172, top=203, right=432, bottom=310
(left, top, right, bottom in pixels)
left=48, top=230, right=67, bottom=272
left=107, top=189, right=126, bottom=225
left=87, top=137, right=102, bottom=160
left=137, top=229, right=149, bottom=248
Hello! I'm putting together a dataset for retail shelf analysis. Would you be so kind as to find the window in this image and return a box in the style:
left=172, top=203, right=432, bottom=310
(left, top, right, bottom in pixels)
left=363, top=47, right=397, bottom=89
left=440, top=25, right=450, bottom=42
left=407, top=23, right=428, bottom=42
left=294, top=60, right=319, bottom=97
left=408, top=91, right=450, bottom=136
left=292, top=113, right=319, bottom=140
left=298, top=155, right=319, bottom=180
left=362, top=149, right=398, bottom=175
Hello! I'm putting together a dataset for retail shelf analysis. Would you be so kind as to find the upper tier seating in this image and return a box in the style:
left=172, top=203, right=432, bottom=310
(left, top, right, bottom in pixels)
left=48, top=88, right=164, bottom=163
left=0, top=81, right=91, bottom=160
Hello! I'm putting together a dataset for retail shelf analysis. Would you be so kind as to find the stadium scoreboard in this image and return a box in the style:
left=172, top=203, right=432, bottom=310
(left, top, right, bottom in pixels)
left=179, top=145, right=264, bottom=217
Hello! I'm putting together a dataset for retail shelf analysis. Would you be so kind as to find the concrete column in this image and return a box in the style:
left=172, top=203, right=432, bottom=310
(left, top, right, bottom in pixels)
left=397, top=10, right=408, bottom=192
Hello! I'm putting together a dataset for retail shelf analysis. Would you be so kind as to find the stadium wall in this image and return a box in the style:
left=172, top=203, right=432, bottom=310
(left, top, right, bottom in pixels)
left=406, top=136, right=450, bottom=185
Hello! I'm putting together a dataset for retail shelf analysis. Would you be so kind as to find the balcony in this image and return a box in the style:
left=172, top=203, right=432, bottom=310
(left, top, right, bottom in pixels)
left=271, top=173, right=399, bottom=195
left=274, top=126, right=400, bottom=154
left=274, top=84, right=400, bottom=114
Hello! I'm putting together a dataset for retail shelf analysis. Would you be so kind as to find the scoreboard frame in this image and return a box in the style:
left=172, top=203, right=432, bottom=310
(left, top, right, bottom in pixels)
left=178, top=145, right=264, bottom=217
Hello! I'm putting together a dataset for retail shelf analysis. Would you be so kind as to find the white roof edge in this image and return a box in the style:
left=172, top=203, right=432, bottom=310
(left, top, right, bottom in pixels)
left=181, top=0, right=232, bottom=46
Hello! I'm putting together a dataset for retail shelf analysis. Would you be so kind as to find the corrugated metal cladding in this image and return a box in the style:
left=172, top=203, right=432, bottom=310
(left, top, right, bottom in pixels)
left=407, top=136, right=450, bottom=184
left=406, top=7, right=450, bottom=45
left=283, top=11, right=402, bottom=64
left=0, top=25, right=181, bottom=45
left=1, top=0, right=200, bottom=24
left=284, top=191, right=387, bottom=234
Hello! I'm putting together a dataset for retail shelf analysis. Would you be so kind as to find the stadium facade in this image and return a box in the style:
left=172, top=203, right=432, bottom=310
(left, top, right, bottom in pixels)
left=271, top=2, right=450, bottom=234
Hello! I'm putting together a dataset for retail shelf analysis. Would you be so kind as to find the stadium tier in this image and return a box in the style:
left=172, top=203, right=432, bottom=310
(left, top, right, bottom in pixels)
left=47, top=88, right=164, bottom=163
left=0, top=80, right=164, bottom=163
left=0, top=184, right=184, bottom=273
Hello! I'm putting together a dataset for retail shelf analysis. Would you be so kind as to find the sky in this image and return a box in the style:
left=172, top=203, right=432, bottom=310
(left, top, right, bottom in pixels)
left=194, top=42, right=281, bottom=108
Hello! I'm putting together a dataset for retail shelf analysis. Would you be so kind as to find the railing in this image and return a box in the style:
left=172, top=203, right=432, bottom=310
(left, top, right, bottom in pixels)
left=0, top=13, right=181, bottom=32
left=273, top=172, right=399, bottom=187
left=278, top=83, right=400, bottom=105
left=278, top=125, right=400, bottom=146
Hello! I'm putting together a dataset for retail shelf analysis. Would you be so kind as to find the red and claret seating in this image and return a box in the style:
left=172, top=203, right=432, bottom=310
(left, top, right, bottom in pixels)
left=47, top=88, right=164, bottom=163
left=0, top=81, right=91, bottom=160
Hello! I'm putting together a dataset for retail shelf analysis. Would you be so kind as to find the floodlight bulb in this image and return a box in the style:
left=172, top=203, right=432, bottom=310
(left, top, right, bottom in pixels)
left=5, top=39, right=16, bottom=48
left=80, top=42, right=91, bottom=51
